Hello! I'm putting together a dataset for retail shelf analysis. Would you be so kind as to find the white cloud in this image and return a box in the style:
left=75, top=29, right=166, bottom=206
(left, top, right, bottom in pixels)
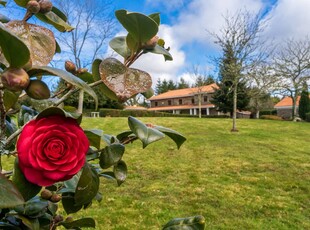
left=264, top=0, right=310, bottom=41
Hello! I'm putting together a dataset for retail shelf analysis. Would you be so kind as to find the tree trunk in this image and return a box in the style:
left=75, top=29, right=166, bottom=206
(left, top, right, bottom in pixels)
left=77, top=90, right=84, bottom=114
left=198, top=94, right=202, bottom=118
left=231, top=84, right=238, bottom=132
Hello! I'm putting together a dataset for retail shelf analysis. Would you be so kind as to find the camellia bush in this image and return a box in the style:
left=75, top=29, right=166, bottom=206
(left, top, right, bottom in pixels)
left=0, top=0, right=206, bottom=229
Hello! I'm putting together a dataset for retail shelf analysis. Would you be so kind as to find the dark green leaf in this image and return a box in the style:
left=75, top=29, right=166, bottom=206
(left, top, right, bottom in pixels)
left=62, top=192, right=83, bottom=214
left=28, top=66, right=98, bottom=108
left=114, top=160, right=127, bottom=186
left=154, top=126, right=186, bottom=149
left=51, top=6, right=68, bottom=22
left=99, top=143, right=125, bottom=169
left=0, top=24, right=30, bottom=68
left=77, top=71, right=94, bottom=83
left=126, top=33, right=139, bottom=53
left=145, top=44, right=173, bottom=61
left=0, top=173, right=24, bottom=208
left=162, top=215, right=206, bottom=230
left=115, top=10, right=158, bottom=43
left=109, top=36, right=131, bottom=59
left=86, top=148, right=100, bottom=161
left=12, top=159, right=41, bottom=201
left=61, top=218, right=96, bottom=229
left=35, top=11, right=74, bottom=32
left=92, top=59, right=118, bottom=101
left=128, top=116, right=165, bottom=148
left=149, top=13, right=160, bottom=25
left=15, top=197, right=48, bottom=218
left=101, top=133, right=115, bottom=145
left=3, top=90, right=19, bottom=111
left=0, top=14, right=10, bottom=23
left=55, top=40, right=61, bottom=53
left=13, top=0, right=27, bottom=7
left=36, top=107, right=82, bottom=124
left=0, top=222, right=20, bottom=230
left=116, top=130, right=134, bottom=143
left=74, top=163, right=99, bottom=206
left=16, top=214, right=40, bottom=230
left=84, top=129, right=103, bottom=149
left=141, top=87, right=154, bottom=99
left=0, top=1, right=7, bottom=6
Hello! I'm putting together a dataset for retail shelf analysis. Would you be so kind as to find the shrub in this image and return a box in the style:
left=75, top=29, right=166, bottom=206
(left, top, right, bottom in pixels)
left=260, top=110, right=277, bottom=116
left=305, top=112, right=310, bottom=122
left=260, top=115, right=283, bottom=120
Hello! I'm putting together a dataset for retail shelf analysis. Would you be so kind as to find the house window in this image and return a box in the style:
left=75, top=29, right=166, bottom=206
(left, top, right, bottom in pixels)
left=155, top=102, right=158, bottom=106
left=179, top=99, right=182, bottom=105
left=204, top=96, right=209, bottom=102
left=168, top=100, right=172, bottom=105
left=191, top=98, right=195, bottom=104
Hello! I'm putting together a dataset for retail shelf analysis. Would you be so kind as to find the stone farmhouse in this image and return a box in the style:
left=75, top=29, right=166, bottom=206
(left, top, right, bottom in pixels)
left=148, top=83, right=221, bottom=115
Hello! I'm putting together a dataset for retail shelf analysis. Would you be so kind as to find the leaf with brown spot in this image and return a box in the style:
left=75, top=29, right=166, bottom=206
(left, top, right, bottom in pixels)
left=4, top=20, right=56, bottom=66
left=99, top=58, right=152, bottom=102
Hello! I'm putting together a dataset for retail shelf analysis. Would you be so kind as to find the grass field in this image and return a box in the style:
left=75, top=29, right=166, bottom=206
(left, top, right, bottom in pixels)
left=3, top=117, right=310, bottom=229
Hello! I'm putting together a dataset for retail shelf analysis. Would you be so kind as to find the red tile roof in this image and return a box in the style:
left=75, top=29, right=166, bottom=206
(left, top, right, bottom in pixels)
left=148, top=104, right=215, bottom=111
left=274, top=96, right=301, bottom=108
left=149, top=83, right=218, bottom=100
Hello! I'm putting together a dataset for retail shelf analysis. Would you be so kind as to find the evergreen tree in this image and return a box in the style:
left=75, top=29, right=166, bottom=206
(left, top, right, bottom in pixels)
left=194, top=75, right=215, bottom=87
left=299, top=82, right=310, bottom=120
left=177, top=77, right=190, bottom=89
left=155, top=78, right=162, bottom=95
left=212, top=44, right=250, bottom=116
left=167, top=80, right=177, bottom=91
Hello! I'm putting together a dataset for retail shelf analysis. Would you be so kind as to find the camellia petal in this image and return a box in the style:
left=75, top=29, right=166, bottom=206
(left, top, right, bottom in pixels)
left=17, top=115, right=89, bottom=186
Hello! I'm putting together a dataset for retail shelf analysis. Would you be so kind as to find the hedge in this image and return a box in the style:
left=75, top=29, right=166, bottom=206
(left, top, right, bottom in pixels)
left=259, top=110, right=277, bottom=116
left=96, top=108, right=229, bottom=118
left=260, top=115, right=283, bottom=120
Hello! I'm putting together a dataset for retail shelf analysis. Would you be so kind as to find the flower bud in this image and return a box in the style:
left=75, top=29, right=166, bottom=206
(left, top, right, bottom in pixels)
left=41, top=189, right=53, bottom=200
left=25, top=80, right=51, bottom=100
left=1, top=68, right=30, bottom=92
left=77, top=68, right=88, bottom=74
left=27, top=0, right=41, bottom=14
left=143, top=36, right=159, bottom=49
left=54, top=215, right=64, bottom=223
left=39, top=0, right=53, bottom=14
left=50, top=194, right=62, bottom=203
left=65, top=61, right=77, bottom=74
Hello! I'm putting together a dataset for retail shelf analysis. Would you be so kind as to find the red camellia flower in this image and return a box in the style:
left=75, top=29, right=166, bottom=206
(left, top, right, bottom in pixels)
left=17, top=115, right=89, bottom=186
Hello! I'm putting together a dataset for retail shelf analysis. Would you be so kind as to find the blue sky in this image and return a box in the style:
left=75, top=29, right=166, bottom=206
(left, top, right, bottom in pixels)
left=105, top=0, right=310, bottom=85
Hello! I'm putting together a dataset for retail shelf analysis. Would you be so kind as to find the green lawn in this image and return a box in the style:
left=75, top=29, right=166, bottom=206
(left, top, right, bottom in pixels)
left=4, top=117, right=310, bottom=229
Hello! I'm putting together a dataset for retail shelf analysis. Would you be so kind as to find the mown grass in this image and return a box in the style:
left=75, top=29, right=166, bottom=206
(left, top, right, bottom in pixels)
left=3, top=118, right=310, bottom=229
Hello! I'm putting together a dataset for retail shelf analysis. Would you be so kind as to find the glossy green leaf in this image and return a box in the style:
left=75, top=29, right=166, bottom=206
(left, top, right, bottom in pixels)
left=126, top=33, right=139, bottom=53
left=27, top=66, right=98, bottom=108
left=51, top=6, right=67, bottom=22
left=61, top=218, right=96, bottom=229
left=109, top=36, right=131, bottom=59
left=15, top=197, right=48, bottom=218
left=99, top=143, right=125, bottom=169
left=0, top=24, right=30, bottom=68
left=62, top=192, right=83, bottom=214
left=16, top=215, right=40, bottom=230
left=84, top=129, right=103, bottom=149
left=0, top=173, right=24, bottom=208
left=115, top=10, right=158, bottom=43
left=0, top=14, right=10, bottom=23
left=3, top=90, right=19, bottom=111
left=116, top=130, right=135, bottom=143
left=13, top=0, right=27, bottom=7
left=128, top=116, right=165, bottom=148
left=5, top=21, right=56, bottom=66
left=162, top=215, right=206, bottom=230
left=77, top=71, right=94, bottom=83
left=12, top=159, right=42, bottom=201
left=36, top=107, right=82, bottom=124
left=55, top=40, right=61, bottom=53
left=149, top=13, right=160, bottom=25
left=113, top=160, right=127, bottom=186
left=35, top=11, right=74, bottom=32
left=0, top=1, right=6, bottom=6
left=0, top=222, right=20, bottom=230
left=74, top=163, right=99, bottom=206
left=92, top=59, right=118, bottom=101
left=154, top=126, right=186, bottom=149
left=146, top=44, right=173, bottom=61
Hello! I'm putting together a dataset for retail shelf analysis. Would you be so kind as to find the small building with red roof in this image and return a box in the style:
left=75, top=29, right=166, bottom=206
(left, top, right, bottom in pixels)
left=274, top=96, right=303, bottom=119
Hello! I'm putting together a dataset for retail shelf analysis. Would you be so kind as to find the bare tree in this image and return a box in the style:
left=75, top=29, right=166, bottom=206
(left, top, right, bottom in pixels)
left=54, top=0, right=115, bottom=113
left=212, top=10, right=268, bottom=131
left=272, top=37, right=310, bottom=119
